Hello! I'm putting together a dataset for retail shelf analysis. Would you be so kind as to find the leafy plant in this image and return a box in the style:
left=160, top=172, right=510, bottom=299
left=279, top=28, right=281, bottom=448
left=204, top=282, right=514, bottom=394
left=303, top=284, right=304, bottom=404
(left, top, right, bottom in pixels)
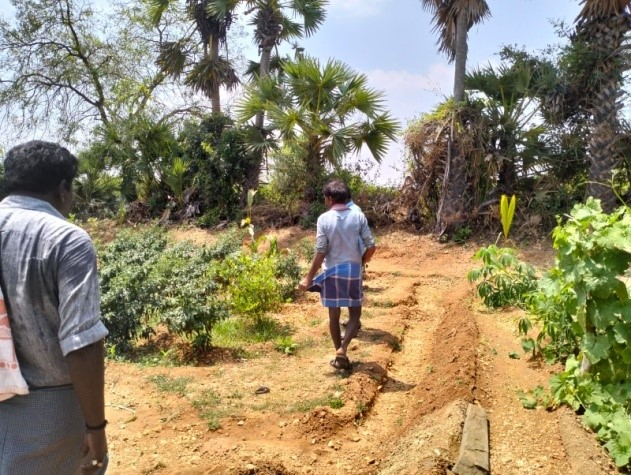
left=275, top=336, right=299, bottom=355
left=500, top=194, right=516, bottom=240
left=519, top=199, right=631, bottom=467
left=453, top=225, right=472, bottom=244
left=467, top=245, right=538, bottom=308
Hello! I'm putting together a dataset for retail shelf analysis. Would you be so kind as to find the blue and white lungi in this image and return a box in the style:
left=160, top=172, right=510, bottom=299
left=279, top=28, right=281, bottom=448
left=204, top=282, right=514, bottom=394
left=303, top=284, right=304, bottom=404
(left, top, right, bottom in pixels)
left=310, top=262, right=363, bottom=308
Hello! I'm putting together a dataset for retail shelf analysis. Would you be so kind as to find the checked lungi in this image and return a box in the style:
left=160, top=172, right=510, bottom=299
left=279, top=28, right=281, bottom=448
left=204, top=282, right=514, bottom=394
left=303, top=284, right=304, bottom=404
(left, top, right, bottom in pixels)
left=309, top=262, right=363, bottom=307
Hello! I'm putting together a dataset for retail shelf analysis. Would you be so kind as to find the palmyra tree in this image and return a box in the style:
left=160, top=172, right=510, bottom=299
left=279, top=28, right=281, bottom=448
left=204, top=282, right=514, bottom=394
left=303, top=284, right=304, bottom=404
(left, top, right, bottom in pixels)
left=574, top=0, right=631, bottom=211
left=420, top=0, right=490, bottom=234
left=150, top=0, right=240, bottom=115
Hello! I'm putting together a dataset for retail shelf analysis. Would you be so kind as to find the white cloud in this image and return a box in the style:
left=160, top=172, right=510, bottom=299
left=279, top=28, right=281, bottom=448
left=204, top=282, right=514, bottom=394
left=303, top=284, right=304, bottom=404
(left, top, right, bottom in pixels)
left=366, top=64, right=453, bottom=123
left=355, top=65, right=454, bottom=185
left=326, top=0, right=390, bottom=18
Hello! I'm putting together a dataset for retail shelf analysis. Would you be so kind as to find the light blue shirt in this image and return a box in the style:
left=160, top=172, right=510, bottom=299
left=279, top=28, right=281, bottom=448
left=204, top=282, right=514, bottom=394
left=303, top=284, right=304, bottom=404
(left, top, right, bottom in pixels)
left=316, top=206, right=375, bottom=269
left=0, top=195, right=108, bottom=387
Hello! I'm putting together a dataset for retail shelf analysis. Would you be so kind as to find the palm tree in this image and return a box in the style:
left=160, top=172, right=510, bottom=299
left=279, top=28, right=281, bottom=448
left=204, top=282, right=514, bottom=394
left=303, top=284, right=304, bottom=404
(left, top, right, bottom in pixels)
left=574, top=0, right=631, bottom=211
left=209, top=0, right=327, bottom=192
left=421, top=0, right=490, bottom=102
left=465, top=60, right=548, bottom=195
left=238, top=56, right=400, bottom=201
left=149, top=0, right=239, bottom=115
left=420, top=0, right=490, bottom=234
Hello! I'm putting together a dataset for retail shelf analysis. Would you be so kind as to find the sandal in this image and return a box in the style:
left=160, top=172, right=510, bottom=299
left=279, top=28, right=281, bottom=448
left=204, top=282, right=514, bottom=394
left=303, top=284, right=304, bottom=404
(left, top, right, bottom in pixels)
left=330, top=354, right=351, bottom=370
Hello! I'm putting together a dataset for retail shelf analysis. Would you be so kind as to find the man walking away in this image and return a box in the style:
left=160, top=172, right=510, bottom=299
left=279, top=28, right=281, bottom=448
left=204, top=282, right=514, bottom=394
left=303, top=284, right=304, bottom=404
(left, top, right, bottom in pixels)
left=299, top=179, right=376, bottom=370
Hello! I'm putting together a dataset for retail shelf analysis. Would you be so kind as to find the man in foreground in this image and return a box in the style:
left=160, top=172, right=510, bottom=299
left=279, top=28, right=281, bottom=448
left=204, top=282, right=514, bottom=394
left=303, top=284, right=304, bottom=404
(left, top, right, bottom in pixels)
left=299, top=179, right=376, bottom=370
left=0, top=141, right=109, bottom=474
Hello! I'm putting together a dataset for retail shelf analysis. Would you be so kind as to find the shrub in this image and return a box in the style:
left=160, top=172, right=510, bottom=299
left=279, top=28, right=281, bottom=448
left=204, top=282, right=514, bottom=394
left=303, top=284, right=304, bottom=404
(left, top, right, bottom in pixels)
left=467, top=244, right=538, bottom=309
left=98, top=229, right=167, bottom=350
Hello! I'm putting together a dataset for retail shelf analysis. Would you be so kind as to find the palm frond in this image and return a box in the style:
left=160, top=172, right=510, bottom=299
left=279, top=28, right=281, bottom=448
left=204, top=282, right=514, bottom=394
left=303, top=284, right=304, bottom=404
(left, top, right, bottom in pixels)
left=184, top=56, right=239, bottom=96
left=157, top=40, right=189, bottom=77
left=576, top=0, right=630, bottom=23
left=146, top=0, right=174, bottom=26
left=291, top=0, right=327, bottom=37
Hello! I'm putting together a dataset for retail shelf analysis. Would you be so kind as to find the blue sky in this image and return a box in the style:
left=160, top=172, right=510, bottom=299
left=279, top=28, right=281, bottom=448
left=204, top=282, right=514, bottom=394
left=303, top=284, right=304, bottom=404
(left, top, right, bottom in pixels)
left=295, top=0, right=581, bottom=184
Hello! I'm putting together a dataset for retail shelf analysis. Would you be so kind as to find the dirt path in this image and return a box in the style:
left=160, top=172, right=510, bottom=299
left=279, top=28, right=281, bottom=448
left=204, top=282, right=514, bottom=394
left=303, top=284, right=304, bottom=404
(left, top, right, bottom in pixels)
left=103, top=228, right=620, bottom=474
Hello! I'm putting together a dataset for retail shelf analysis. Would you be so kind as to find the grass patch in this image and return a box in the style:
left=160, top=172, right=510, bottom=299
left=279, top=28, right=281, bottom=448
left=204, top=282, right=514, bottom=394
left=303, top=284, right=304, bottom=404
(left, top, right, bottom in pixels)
left=275, top=336, right=299, bottom=355
left=148, top=375, right=192, bottom=396
left=371, top=300, right=397, bottom=308
left=289, top=394, right=345, bottom=412
left=191, top=389, right=227, bottom=431
left=212, top=316, right=291, bottom=348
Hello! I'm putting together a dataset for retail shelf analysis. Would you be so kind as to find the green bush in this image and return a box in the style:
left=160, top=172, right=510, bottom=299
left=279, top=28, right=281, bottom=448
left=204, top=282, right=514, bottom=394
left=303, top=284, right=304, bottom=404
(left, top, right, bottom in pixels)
left=98, top=229, right=167, bottom=350
left=214, top=252, right=283, bottom=320
left=99, top=229, right=228, bottom=352
left=467, top=244, right=538, bottom=309
left=149, top=242, right=229, bottom=349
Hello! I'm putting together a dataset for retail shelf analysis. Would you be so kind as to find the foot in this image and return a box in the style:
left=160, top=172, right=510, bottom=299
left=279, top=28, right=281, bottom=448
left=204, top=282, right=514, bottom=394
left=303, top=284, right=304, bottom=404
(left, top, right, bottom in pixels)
left=341, top=319, right=362, bottom=330
left=330, top=354, right=351, bottom=370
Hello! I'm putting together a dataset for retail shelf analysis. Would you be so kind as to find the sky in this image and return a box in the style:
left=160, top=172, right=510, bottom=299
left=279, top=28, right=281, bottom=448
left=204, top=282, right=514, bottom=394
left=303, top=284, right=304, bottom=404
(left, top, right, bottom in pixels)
left=0, top=0, right=582, bottom=185
left=294, top=0, right=581, bottom=185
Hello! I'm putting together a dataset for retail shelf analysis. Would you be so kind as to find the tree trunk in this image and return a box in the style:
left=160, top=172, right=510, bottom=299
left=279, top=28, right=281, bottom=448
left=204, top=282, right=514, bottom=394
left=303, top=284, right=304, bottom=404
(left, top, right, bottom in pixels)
left=241, top=46, right=273, bottom=205
left=210, top=35, right=221, bottom=115
left=583, top=14, right=628, bottom=212
left=453, top=13, right=468, bottom=103
left=304, top=141, right=324, bottom=203
left=436, top=13, right=469, bottom=235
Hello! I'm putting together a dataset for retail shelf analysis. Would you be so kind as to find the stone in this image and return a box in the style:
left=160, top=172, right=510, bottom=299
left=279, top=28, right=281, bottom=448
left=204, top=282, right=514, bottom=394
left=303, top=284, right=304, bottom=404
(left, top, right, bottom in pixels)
left=453, top=404, right=490, bottom=475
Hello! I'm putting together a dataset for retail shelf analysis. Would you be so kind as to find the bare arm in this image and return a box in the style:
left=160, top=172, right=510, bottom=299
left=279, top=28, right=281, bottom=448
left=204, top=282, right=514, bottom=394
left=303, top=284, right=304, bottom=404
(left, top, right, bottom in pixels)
left=362, top=246, right=376, bottom=266
left=299, top=251, right=326, bottom=291
left=66, top=339, right=108, bottom=472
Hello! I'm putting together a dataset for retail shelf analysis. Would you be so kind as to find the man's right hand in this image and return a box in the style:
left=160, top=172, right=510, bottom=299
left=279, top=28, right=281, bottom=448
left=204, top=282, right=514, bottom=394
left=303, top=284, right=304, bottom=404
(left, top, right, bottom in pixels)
left=79, top=430, right=108, bottom=474
left=299, top=277, right=312, bottom=291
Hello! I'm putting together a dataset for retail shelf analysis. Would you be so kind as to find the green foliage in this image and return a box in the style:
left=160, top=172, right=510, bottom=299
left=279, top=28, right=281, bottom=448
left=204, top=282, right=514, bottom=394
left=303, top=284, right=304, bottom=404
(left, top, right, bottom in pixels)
left=517, top=385, right=553, bottom=410
left=191, top=389, right=224, bottom=431
left=500, top=194, right=516, bottom=240
left=73, top=148, right=123, bottom=218
left=214, top=252, right=283, bottom=320
left=452, top=226, right=472, bottom=244
left=467, top=245, right=538, bottom=309
left=161, top=157, right=191, bottom=208
left=516, top=199, right=631, bottom=467
left=238, top=56, right=400, bottom=202
left=99, top=229, right=168, bottom=350
left=275, top=336, right=298, bottom=355
left=148, top=242, right=229, bottom=350
left=148, top=374, right=192, bottom=396
left=550, top=357, right=631, bottom=467
left=0, top=0, right=188, bottom=142
left=180, top=114, right=260, bottom=220
left=542, top=199, right=631, bottom=381
left=99, top=228, right=228, bottom=352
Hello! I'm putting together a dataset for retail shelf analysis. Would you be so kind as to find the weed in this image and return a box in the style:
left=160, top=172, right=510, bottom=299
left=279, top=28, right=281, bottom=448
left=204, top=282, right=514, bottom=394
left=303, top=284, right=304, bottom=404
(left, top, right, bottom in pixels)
left=453, top=226, right=472, bottom=244
left=148, top=375, right=191, bottom=396
left=388, top=338, right=402, bottom=352
left=275, top=336, right=299, bottom=355
left=192, top=389, right=224, bottom=431
left=289, top=395, right=345, bottom=412
left=372, top=300, right=396, bottom=309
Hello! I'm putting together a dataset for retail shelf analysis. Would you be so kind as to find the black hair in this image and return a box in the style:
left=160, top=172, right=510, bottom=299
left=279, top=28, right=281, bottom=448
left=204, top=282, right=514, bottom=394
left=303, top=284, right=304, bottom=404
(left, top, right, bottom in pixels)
left=3, top=141, right=78, bottom=195
left=323, top=179, right=350, bottom=204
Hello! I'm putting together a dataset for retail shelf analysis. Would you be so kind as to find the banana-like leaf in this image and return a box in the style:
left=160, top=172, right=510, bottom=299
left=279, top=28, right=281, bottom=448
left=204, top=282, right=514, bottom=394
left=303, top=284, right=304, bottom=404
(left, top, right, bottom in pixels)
left=500, top=194, right=517, bottom=239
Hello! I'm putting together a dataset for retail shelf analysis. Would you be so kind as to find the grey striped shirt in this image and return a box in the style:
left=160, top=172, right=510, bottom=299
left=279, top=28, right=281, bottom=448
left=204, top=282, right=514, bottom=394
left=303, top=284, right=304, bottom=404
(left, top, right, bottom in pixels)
left=0, top=195, right=108, bottom=388
left=316, top=207, right=375, bottom=269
